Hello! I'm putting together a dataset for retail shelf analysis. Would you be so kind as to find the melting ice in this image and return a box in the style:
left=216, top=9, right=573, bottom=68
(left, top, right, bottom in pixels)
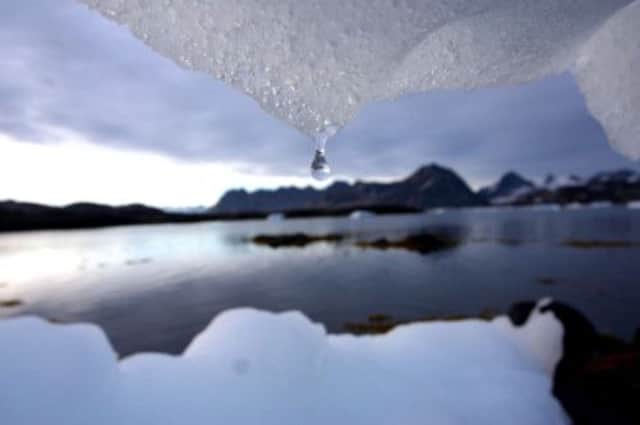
left=309, top=124, right=337, bottom=181
left=79, top=0, right=640, bottom=159
left=0, top=301, right=567, bottom=425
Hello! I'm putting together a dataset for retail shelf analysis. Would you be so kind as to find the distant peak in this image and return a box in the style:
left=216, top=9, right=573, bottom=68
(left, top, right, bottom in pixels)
left=502, top=171, right=522, bottom=179
left=500, top=171, right=533, bottom=187
left=478, top=170, right=535, bottom=204
left=416, top=163, right=446, bottom=171
left=408, top=163, right=451, bottom=179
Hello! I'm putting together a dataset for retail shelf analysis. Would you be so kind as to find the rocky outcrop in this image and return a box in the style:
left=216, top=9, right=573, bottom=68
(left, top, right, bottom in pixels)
left=214, top=164, right=484, bottom=213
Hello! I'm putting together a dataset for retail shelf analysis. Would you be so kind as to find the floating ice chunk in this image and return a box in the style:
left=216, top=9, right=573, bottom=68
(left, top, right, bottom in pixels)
left=349, top=210, right=374, bottom=220
left=78, top=0, right=639, bottom=158
left=266, top=212, right=285, bottom=221
left=0, top=305, right=568, bottom=425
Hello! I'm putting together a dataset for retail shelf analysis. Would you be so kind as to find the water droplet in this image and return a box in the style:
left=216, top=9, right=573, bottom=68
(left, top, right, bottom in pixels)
left=310, top=149, right=331, bottom=181
left=309, top=125, right=337, bottom=181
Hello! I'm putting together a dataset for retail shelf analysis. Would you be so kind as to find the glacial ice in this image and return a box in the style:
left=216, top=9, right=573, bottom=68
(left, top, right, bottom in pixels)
left=77, top=0, right=640, bottom=159
left=0, top=302, right=567, bottom=424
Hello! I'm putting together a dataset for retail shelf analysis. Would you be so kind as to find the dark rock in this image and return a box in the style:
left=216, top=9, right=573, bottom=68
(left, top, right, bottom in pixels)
left=0, top=299, right=23, bottom=308
left=368, top=314, right=393, bottom=323
left=251, top=233, right=344, bottom=248
left=344, top=308, right=497, bottom=335
left=355, top=232, right=459, bottom=255
left=541, top=301, right=640, bottom=425
left=507, top=301, right=537, bottom=326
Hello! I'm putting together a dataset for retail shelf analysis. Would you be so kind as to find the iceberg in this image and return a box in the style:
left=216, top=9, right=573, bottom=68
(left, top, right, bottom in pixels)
left=78, top=0, right=640, bottom=158
left=0, top=302, right=567, bottom=424
left=349, top=209, right=374, bottom=220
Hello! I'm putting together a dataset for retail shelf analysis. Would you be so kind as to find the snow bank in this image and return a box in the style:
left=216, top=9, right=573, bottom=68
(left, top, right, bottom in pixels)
left=0, top=302, right=568, bottom=425
left=78, top=0, right=639, bottom=158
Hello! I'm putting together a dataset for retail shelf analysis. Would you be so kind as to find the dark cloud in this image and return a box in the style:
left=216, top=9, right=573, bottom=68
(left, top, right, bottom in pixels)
left=0, top=0, right=637, bottom=189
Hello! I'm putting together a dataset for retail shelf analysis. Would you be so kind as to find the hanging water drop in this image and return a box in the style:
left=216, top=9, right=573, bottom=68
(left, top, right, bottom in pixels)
left=310, top=149, right=331, bottom=181
left=309, top=125, right=337, bottom=181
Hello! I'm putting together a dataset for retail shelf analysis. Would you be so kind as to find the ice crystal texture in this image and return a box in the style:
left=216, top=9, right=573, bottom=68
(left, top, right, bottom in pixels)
left=79, top=0, right=639, bottom=158
left=0, top=302, right=566, bottom=424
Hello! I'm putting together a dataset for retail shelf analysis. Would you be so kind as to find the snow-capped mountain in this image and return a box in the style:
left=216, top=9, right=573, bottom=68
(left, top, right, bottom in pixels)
left=481, top=169, right=640, bottom=206
left=478, top=172, right=535, bottom=205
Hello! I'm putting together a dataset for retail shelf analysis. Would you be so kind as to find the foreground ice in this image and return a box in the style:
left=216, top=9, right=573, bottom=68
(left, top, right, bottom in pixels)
left=78, top=0, right=640, bottom=158
left=0, top=302, right=567, bottom=424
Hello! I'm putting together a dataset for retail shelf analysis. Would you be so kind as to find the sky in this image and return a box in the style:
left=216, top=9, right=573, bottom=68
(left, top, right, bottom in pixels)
left=0, top=0, right=638, bottom=207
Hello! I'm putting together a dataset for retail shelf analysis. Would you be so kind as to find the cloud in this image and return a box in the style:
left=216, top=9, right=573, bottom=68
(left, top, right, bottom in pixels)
left=0, top=0, right=637, bottom=196
left=0, top=134, right=313, bottom=206
left=0, top=0, right=310, bottom=175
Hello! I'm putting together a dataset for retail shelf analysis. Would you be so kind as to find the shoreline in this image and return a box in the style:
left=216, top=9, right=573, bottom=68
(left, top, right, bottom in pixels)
left=3, top=199, right=640, bottom=234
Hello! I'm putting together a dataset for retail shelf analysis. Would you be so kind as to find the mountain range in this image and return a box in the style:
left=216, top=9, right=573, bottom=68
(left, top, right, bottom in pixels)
left=213, top=164, right=640, bottom=213
left=480, top=169, right=640, bottom=206
left=2, top=164, right=640, bottom=232
left=0, top=201, right=264, bottom=232
left=214, top=164, right=483, bottom=213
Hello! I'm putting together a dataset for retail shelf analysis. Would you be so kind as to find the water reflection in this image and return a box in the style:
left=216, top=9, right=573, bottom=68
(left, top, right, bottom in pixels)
left=1, top=207, right=639, bottom=356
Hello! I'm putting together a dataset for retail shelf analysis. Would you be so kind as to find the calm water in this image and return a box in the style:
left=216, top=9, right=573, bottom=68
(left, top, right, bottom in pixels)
left=1, top=206, right=639, bottom=356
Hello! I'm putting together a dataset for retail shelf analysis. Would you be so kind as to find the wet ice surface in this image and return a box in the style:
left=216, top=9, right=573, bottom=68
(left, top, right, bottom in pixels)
left=1, top=207, right=639, bottom=357
left=79, top=0, right=639, bottom=157
left=0, top=302, right=567, bottom=425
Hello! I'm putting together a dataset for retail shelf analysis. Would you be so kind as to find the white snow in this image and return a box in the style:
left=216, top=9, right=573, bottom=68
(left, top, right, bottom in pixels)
left=78, top=0, right=640, bottom=158
left=0, top=303, right=568, bottom=425
left=542, top=175, right=584, bottom=190
left=492, top=186, right=535, bottom=205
